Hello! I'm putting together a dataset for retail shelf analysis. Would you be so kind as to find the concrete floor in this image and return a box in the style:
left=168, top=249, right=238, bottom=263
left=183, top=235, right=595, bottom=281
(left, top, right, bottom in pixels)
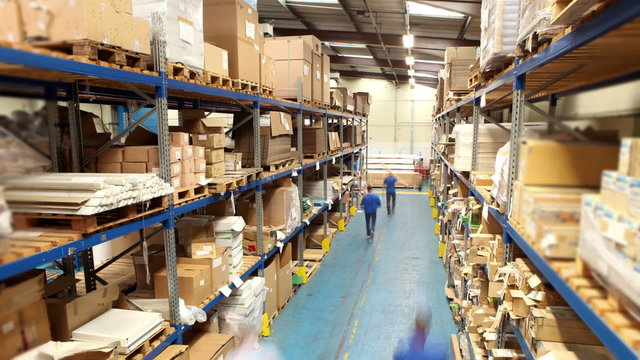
left=264, top=189, right=457, bottom=359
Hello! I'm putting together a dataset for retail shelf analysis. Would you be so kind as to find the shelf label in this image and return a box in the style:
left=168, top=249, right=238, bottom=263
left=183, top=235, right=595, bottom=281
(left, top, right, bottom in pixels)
left=276, top=241, right=284, bottom=253
left=332, top=157, right=336, bottom=164
left=232, top=277, right=244, bottom=288
left=220, top=285, right=232, bottom=297
left=303, top=219, right=310, bottom=226
left=482, top=202, right=489, bottom=221
left=316, top=162, right=320, bottom=171
left=292, top=169, right=298, bottom=177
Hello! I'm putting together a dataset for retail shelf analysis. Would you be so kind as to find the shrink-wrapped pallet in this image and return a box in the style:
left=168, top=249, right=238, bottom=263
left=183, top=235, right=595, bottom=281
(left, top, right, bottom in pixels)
left=480, top=0, right=520, bottom=72
left=517, top=0, right=563, bottom=44
left=452, top=124, right=511, bottom=172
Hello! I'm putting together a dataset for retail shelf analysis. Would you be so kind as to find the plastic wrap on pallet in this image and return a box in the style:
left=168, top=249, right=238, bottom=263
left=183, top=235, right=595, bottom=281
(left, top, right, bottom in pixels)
left=133, top=0, right=204, bottom=70
left=480, top=0, right=521, bottom=72
left=517, top=0, right=564, bottom=44
left=286, top=183, right=301, bottom=234
left=217, top=277, right=266, bottom=338
left=579, top=195, right=640, bottom=320
left=0, top=186, right=10, bottom=257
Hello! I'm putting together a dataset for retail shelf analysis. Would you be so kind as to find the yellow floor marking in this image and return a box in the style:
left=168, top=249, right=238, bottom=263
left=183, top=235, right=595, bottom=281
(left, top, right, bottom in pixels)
left=343, top=353, right=349, bottom=360
left=373, top=191, right=427, bottom=195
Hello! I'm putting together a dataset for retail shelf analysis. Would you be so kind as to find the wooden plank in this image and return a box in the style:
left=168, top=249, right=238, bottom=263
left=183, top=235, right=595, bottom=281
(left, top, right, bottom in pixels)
left=551, top=0, right=600, bottom=26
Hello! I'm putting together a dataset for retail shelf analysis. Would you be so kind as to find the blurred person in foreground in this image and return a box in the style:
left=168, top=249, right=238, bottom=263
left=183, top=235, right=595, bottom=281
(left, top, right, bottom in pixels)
left=227, top=331, right=283, bottom=360
left=394, top=310, right=446, bottom=360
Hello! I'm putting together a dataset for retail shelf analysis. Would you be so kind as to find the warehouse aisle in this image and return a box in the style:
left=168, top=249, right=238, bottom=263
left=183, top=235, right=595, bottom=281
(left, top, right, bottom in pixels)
left=266, top=188, right=457, bottom=359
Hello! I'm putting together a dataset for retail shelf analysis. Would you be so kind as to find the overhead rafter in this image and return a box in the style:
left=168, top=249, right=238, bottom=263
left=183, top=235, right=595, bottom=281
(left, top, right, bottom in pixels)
left=273, top=28, right=478, bottom=50
left=411, top=0, right=481, bottom=17
left=330, top=55, right=440, bottom=74
left=338, top=70, right=438, bottom=87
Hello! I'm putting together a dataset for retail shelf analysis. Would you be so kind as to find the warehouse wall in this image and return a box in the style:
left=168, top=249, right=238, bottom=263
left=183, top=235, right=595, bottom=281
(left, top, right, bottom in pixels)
left=334, top=78, right=436, bottom=158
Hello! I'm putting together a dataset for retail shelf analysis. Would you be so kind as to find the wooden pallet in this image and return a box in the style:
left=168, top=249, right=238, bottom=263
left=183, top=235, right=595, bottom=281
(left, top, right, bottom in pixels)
left=166, top=62, right=202, bottom=82
left=303, top=151, right=328, bottom=160
left=1, top=228, right=84, bottom=264
left=203, top=71, right=232, bottom=88
left=330, top=105, right=343, bottom=112
left=30, top=39, right=148, bottom=70
left=173, top=185, right=208, bottom=205
left=75, top=258, right=136, bottom=295
left=264, top=158, right=296, bottom=172
left=117, top=322, right=175, bottom=360
left=293, top=261, right=321, bottom=282
left=468, top=59, right=482, bottom=88
left=12, top=196, right=168, bottom=234
left=232, top=79, right=259, bottom=93
left=260, top=86, right=274, bottom=97
left=208, top=174, right=247, bottom=193
left=304, top=248, right=327, bottom=262
left=224, top=167, right=262, bottom=183
left=551, top=0, right=601, bottom=26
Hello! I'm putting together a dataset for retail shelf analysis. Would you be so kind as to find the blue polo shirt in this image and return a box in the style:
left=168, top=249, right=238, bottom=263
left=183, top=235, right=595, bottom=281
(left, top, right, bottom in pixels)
left=361, top=193, right=381, bottom=214
left=384, top=176, right=398, bottom=193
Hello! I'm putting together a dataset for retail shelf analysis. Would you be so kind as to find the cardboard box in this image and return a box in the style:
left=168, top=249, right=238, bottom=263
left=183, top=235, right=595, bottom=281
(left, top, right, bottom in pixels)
left=97, top=162, right=122, bottom=173
left=354, top=92, right=371, bottom=116
left=293, top=127, right=326, bottom=154
left=264, top=112, right=294, bottom=136
left=148, top=147, right=160, bottom=165
left=260, top=52, right=275, bottom=88
left=170, top=162, right=182, bottom=177
left=189, top=239, right=217, bottom=259
left=178, top=250, right=228, bottom=293
left=195, top=172, right=206, bottom=184
left=46, top=285, right=119, bottom=341
left=518, top=140, right=619, bottom=186
left=156, top=345, right=190, bottom=360
left=193, top=309, right=219, bottom=333
left=0, top=271, right=45, bottom=317
left=182, top=159, right=195, bottom=174
left=19, top=299, right=51, bottom=351
left=204, top=42, right=229, bottom=77
left=185, top=118, right=227, bottom=135
left=203, top=0, right=261, bottom=83
left=132, top=245, right=166, bottom=291
left=619, top=138, right=640, bottom=177
left=444, top=46, right=478, bottom=62
left=527, top=307, right=601, bottom=344
left=171, top=177, right=182, bottom=189
left=263, top=256, right=278, bottom=319
left=312, top=53, right=322, bottom=102
left=193, top=133, right=225, bottom=149
left=225, top=153, right=242, bottom=171
left=0, top=0, right=23, bottom=43
left=170, top=146, right=183, bottom=162
left=206, top=148, right=225, bottom=164
left=97, top=147, right=124, bottom=163
left=194, top=146, right=205, bottom=160
left=170, top=132, right=190, bottom=146
left=194, top=159, right=207, bottom=174
left=182, top=145, right=194, bottom=160
left=234, top=117, right=293, bottom=167
left=206, top=162, right=226, bottom=178
left=176, top=216, right=216, bottom=256
left=331, top=88, right=344, bottom=108
left=322, top=54, right=331, bottom=104
left=123, top=146, right=155, bottom=162
left=181, top=172, right=195, bottom=187
left=122, top=162, right=148, bottom=173
left=155, top=263, right=212, bottom=306
left=186, top=332, right=234, bottom=360
left=274, top=59, right=312, bottom=99
left=277, top=243, right=293, bottom=308
left=265, top=37, right=312, bottom=62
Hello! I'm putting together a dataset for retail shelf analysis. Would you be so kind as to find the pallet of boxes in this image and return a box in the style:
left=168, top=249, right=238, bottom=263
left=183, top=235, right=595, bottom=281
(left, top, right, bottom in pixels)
left=442, top=47, right=477, bottom=108
left=332, top=87, right=355, bottom=113
left=234, top=111, right=295, bottom=171
left=354, top=92, right=371, bottom=117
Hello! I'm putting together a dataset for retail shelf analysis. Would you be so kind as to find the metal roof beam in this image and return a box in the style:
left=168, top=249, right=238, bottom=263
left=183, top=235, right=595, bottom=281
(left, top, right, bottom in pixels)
left=272, top=28, right=479, bottom=50
left=412, top=0, right=481, bottom=17
left=329, top=55, right=440, bottom=74
left=338, top=70, right=437, bottom=87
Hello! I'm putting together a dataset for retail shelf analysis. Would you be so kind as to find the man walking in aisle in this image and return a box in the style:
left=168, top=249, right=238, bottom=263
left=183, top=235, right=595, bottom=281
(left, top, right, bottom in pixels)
left=361, top=185, right=381, bottom=243
left=384, top=172, right=409, bottom=215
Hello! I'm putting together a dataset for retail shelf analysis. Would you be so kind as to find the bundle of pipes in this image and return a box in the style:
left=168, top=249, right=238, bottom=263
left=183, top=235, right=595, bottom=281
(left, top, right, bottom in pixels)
left=0, top=173, right=173, bottom=215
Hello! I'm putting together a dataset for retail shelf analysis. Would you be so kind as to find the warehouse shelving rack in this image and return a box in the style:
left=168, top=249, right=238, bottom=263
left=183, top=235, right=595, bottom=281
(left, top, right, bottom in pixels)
left=0, top=13, right=369, bottom=359
left=429, top=0, right=640, bottom=358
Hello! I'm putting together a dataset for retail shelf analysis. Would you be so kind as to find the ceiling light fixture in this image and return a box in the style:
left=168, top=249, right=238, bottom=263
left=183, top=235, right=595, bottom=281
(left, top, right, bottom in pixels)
left=402, top=34, right=414, bottom=48
left=415, top=60, right=445, bottom=65
left=339, top=54, right=374, bottom=59
left=405, top=56, right=415, bottom=65
left=414, top=72, right=437, bottom=78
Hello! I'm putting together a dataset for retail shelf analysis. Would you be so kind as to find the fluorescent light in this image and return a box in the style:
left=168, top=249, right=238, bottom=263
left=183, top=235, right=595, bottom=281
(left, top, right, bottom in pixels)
left=407, top=1, right=465, bottom=18
left=402, top=34, right=414, bottom=48
left=408, top=78, right=416, bottom=85
left=287, top=0, right=338, bottom=3
left=414, top=73, right=437, bottom=78
left=339, top=54, right=374, bottom=59
left=407, top=69, right=415, bottom=76
left=405, top=56, right=415, bottom=65
left=415, top=60, right=445, bottom=65
left=325, top=42, right=367, bottom=49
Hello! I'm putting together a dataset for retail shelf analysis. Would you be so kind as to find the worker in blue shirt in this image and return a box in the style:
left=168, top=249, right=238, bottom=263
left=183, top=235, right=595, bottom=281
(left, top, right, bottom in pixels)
left=384, top=172, right=409, bottom=215
left=394, top=310, right=445, bottom=360
left=361, top=185, right=381, bottom=243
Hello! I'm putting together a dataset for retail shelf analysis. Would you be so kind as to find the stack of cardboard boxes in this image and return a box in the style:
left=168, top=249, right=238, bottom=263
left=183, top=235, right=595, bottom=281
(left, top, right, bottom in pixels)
left=443, top=47, right=478, bottom=96
left=292, top=127, right=327, bottom=156
left=169, top=132, right=206, bottom=188
left=234, top=111, right=294, bottom=167
left=332, top=87, right=355, bottom=113
left=354, top=92, right=371, bottom=116
left=181, top=119, right=227, bottom=179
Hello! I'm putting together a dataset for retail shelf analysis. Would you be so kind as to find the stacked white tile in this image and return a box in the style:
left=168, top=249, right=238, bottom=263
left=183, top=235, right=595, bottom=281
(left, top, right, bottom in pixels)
left=480, top=0, right=521, bottom=71
left=216, top=276, right=266, bottom=338
left=452, top=124, right=511, bottom=172
left=213, top=216, right=246, bottom=277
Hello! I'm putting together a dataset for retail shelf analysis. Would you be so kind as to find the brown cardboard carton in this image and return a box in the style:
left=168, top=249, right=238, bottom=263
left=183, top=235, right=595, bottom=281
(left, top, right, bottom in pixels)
left=264, top=186, right=295, bottom=228
left=186, top=332, right=234, bottom=360
left=46, top=285, right=119, bottom=341
left=195, top=172, right=206, bottom=184
left=267, top=112, right=294, bottom=136
left=260, top=52, right=275, bottom=88
left=518, top=140, right=619, bottom=186
left=155, top=264, right=212, bottom=306
left=132, top=245, right=165, bottom=291
left=170, top=162, right=182, bottom=177
left=181, top=173, right=196, bottom=188
left=206, top=162, right=226, bottom=178
left=97, top=162, right=122, bottom=173
left=98, top=147, right=124, bottom=163
left=194, top=159, right=207, bottom=174
left=527, top=307, right=601, bottom=344
left=274, top=59, right=312, bottom=99
left=148, top=147, right=160, bottom=165
left=264, top=255, right=278, bottom=319
left=176, top=216, right=216, bottom=255
left=444, top=46, right=478, bottom=62
left=265, top=37, right=313, bottom=62
left=20, top=299, right=51, bottom=351
left=170, top=132, right=190, bottom=146
left=122, top=162, right=148, bottom=173
left=0, top=0, right=23, bottom=43
left=277, top=243, right=293, bottom=308
left=170, top=146, right=183, bottom=163
left=194, top=146, right=205, bottom=160
left=193, top=134, right=225, bottom=149
left=0, top=271, right=45, bottom=317
left=203, top=0, right=261, bottom=83
left=312, top=53, right=322, bottom=102
left=224, top=153, right=242, bottom=171
left=189, top=239, right=217, bottom=260
left=331, top=88, right=344, bottom=108
left=322, top=54, right=331, bottom=104
left=182, top=145, right=194, bottom=160
left=204, top=42, right=230, bottom=77
left=182, top=159, right=195, bottom=174
left=206, top=148, right=225, bottom=164
left=156, top=345, right=190, bottom=360
left=178, top=249, right=228, bottom=293
left=171, top=177, right=181, bottom=189
left=185, top=118, right=227, bottom=135
left=0, top=311, right=24, bottom=358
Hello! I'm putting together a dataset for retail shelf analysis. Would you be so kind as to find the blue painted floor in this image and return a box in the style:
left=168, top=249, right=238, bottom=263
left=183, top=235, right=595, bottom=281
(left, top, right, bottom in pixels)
left=264, top=189, right=457, bottom=359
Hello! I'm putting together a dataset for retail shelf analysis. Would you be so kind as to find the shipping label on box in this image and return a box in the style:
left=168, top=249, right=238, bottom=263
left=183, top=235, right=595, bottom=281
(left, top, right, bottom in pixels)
left=182, top=145, right=194, bottom=160
left=170, top=162, right=182, bottom=177
left=170, top=146, right=183, bottom=162
left=194, top=159, right=207, bottom=173
left=193, top=133, right=225, bottom=148
left=193, top=146, right=205, bottom=160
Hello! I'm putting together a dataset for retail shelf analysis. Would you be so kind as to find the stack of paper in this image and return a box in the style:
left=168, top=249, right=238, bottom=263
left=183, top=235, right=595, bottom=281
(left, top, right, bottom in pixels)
left=453, top=124, right=511, bottom=172
left=0, top=173, right=173, bottom=215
